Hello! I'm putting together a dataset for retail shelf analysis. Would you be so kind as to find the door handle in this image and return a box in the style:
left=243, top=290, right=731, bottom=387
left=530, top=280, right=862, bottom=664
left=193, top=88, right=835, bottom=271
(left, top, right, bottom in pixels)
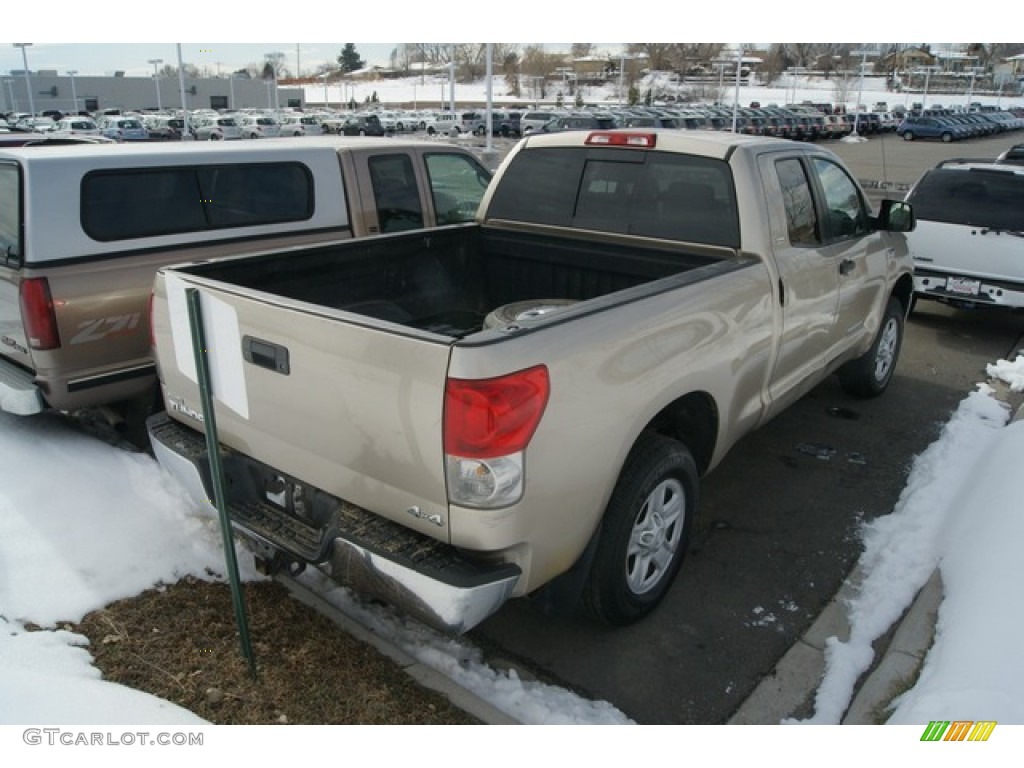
left=839, top=258, right=856, bottom=276
left=242, top=336, right=290, bottom=375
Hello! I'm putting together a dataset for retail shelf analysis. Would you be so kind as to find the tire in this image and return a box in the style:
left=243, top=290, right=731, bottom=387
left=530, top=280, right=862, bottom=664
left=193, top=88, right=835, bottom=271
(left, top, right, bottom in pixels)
left=837, top=296, right=904, bottom=399
left=583, top=432, right=698, bottom=626
left=902, top=131, right=914, bottom=141
left=941, top=132, right=952, bottom=143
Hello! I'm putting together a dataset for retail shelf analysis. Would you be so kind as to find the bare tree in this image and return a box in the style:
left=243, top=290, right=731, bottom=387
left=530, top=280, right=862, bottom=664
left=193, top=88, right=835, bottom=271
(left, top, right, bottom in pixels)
left=625, top=43, right=675, bottom=71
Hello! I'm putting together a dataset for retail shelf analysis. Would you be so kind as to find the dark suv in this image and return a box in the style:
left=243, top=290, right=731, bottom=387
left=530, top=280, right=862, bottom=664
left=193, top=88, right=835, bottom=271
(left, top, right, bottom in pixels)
left=342, top=115, right=386, bottom=136
left=540, top=113, right=619, bottom=133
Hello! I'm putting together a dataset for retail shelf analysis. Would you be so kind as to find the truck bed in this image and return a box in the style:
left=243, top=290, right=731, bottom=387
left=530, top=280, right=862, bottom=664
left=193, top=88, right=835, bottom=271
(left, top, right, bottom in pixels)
left=179, top=225, right=726, bottom=338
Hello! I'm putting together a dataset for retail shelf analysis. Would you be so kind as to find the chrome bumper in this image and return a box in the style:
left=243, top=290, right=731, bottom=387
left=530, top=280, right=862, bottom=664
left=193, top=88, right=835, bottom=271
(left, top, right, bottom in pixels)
left=147, top=413, right=520, bottom=635
left=0, top=359, right=45, bottom=415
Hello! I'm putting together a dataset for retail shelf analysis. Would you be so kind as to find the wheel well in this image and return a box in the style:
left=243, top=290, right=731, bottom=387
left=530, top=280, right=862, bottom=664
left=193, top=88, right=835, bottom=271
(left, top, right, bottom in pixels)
left=891, top=273, right=914, bottom=316
left=643, top=392, right=718, bottom=476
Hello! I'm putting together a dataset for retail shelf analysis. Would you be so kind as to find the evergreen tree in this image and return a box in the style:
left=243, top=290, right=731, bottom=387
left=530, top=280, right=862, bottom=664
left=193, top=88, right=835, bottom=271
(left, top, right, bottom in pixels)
left=338, top=44, right=365, bottom=74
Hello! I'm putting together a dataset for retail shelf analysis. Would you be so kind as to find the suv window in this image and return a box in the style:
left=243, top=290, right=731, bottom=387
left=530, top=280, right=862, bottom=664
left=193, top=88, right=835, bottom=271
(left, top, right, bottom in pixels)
left=82, top=162, right=314, bottom=241
left=908, top=168, right=1024, bottom=230
left=487, top=147, right=739, bottom=247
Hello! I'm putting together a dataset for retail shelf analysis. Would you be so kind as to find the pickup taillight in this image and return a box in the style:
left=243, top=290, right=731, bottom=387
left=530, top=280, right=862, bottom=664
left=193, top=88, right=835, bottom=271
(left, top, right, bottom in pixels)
left=444, top=365, right=549, bottom=508
left=19, top=277, right=61, bottom=350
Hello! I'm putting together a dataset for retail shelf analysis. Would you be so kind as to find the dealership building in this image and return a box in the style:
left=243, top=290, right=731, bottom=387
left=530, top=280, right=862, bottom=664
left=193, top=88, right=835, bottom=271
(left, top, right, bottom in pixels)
left=2, top=70, right=305, bottom=115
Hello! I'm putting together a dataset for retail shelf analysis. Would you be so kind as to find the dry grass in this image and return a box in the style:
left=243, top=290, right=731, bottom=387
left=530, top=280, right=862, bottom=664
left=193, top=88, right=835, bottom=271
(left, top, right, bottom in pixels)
left=71, top=577, right=481, bottom=725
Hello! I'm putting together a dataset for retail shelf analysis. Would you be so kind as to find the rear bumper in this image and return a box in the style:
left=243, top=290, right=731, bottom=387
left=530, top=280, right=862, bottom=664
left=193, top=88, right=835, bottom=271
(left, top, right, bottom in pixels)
left=0, top=358, right=45, bottom=415
left=147, top=412, right=520, bottom=634
left=914, top=269, right=1024, bottom=309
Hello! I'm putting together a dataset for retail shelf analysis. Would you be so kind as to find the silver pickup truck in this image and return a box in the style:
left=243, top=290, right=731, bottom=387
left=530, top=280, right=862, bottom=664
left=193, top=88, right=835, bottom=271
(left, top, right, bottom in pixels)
left=147, top=130, right=915, bottom=634
left=0, top=138, right=490, bottom=443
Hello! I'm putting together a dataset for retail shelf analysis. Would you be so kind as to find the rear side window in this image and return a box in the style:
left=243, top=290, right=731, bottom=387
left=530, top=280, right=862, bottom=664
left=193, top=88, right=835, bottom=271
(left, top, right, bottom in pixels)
left=81, top=162, right=313, bottom=241
left=775, top=158, right=819, bottom=246
left=369, top=153, right=424, bottom=234
left=0, top=163, right=22, bottom=262
left=424, top=152, right=492, bottom=224
left=487, top=147, right=739, bottom=247
left=908, top=169, right=1024, bottom=230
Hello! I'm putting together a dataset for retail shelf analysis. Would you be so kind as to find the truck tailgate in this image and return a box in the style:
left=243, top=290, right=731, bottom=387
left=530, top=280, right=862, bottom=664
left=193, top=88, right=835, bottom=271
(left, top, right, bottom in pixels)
left=156, top=271, right=454, bottom=542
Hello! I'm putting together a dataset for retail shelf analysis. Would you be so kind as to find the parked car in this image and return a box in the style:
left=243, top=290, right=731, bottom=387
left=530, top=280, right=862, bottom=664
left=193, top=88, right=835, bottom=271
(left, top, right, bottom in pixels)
left=519, top=110, right=566, bottom=134
left=342, top=115, right=386, bottom=137
left=996, top=143, right=1024, bottom=166
left=14, top=117, right=57, bottom=134
left=897, top=116, right=959, bottom=143
left=539, top=113, right=619, bottom=133
left=278, top=114, right=324, bottom=137
left=98, top=116, right=148, bottom=142
left=192, top=115, right=242, bottom=141
left=904, top=161, right=1024, bottom=312
left=238, top=115, right=282, bottom=139
left=144, top=115, right=185, bottom=140
left=51, top=117, right=100, bottom=136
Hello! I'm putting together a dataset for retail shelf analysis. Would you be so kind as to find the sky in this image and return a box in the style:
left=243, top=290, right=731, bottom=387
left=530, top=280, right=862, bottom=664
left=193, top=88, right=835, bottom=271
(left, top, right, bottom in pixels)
left=2, top=5, right=1003, bottom=80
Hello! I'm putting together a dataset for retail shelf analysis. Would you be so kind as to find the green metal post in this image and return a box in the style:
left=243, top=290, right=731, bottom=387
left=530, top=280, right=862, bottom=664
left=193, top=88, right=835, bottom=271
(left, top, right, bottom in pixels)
left=185, top=287, right=257, bottom=679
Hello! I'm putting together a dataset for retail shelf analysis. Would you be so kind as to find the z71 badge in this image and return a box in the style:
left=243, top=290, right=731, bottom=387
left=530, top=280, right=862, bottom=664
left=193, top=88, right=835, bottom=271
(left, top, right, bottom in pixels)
left=70, top=313, right=141, bottom=345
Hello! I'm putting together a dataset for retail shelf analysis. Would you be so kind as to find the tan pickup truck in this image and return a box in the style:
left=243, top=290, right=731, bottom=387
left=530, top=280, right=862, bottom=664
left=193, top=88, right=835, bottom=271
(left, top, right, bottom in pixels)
left=0, top=138, right=491, bottom=440
left=147, top=130, right=915, bottom=633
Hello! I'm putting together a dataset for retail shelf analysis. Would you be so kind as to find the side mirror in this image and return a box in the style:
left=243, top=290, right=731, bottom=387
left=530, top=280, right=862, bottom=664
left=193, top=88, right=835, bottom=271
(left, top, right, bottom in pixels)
left=875, top=199, right=915, bottom=232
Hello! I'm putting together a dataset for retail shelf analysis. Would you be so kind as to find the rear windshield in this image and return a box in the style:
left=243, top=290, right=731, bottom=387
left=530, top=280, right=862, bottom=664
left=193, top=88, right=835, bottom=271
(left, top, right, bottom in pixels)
left=486, top=146, right=739, bottom=247
left=908, top=168, right=1024, bottom=230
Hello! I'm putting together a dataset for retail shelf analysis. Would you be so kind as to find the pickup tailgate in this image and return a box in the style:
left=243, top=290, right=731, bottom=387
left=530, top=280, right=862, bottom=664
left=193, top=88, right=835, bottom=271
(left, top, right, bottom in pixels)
left=154, top=270, right=454, bottom=542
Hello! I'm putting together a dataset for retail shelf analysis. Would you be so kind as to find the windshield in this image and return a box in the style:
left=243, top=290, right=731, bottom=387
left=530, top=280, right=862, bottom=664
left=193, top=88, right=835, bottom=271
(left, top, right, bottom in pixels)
left=908, top=169, right=1024, bottom=230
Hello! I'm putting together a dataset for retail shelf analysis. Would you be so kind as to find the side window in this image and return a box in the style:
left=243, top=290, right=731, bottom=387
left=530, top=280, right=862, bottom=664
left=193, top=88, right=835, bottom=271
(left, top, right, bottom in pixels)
left=368, top=154, right=424, bottom=233
left=0, top=163, right=21, bottom=262
left=811, top=157, right=869, bottom=240
left=198, top=163, right=312, bottom=227
left=424, top=152, right=491, bottom=224
left=775, top=158, right=819, bottom=246
left=82, top=168, right=206, bottom=241
left=82, top=163, right=313, bottom=241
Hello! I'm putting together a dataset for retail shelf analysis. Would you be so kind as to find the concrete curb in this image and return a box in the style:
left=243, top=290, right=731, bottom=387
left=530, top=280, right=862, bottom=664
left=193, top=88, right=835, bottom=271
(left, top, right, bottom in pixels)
left=729, top=361, right=1024, bottom=726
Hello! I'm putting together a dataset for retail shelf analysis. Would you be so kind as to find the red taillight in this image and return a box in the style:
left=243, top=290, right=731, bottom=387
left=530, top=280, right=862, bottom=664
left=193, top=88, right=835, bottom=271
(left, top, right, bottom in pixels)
left=444, top=366, right=549, bottom=459
left=19, top=277, right=61, bottom=350
left=585, top=131, right=657, bottom=148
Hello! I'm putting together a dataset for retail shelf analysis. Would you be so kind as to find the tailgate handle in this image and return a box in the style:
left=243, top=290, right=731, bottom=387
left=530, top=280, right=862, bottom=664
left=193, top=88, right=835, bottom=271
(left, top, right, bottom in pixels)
left=242, top=336, right=290, bottom=375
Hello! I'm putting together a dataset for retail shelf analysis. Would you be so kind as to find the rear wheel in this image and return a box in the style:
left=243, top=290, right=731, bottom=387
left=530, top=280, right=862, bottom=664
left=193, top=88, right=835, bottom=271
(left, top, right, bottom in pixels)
left=941, top=132, right=953, bottom=143
left=902, top=131, right=914, bottom=141
left=583, top=432, right=697, bottom=626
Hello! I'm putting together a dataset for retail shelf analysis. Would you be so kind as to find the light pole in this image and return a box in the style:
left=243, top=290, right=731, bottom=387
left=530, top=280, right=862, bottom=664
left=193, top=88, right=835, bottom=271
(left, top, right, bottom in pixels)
left=2, top=79, right=14, bottom=113
left=921, top=65, right=938, bottom=112
left=149, top=58, right=163, bottom=111
left=13, top=44, right=35, bottom=116
left=265, top=52, right=283, bottom=110
left=67, top=70, right=79, bottom=114
left=850, top=48, right=874, bottom=136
